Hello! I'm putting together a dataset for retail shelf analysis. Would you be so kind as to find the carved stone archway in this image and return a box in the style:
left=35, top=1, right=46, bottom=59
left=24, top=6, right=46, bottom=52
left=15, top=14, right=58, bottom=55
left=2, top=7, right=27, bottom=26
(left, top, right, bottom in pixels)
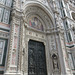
left=21, top=2, right=59, bottom=75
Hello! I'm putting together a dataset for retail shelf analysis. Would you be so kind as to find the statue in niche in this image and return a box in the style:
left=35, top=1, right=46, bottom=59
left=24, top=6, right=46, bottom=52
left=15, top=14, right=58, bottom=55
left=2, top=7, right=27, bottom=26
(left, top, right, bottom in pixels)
left=52, top=54, right=59, bottom=70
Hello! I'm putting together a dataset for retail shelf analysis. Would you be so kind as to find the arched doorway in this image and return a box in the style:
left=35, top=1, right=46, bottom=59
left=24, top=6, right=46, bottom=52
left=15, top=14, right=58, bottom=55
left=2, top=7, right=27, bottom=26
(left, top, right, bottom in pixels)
left=23, top=2, right=55, bottom=75
left=28, top=40, right=47, bottom=75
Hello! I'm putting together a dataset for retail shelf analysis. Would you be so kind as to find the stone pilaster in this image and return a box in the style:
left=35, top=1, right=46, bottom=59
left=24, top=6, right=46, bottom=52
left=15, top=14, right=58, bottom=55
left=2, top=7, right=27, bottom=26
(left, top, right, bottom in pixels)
left=4, top=4, right=23, bottom=74
left=52, top=0, right=72, bottom=74
left=56, top=30, right=72, bottom=75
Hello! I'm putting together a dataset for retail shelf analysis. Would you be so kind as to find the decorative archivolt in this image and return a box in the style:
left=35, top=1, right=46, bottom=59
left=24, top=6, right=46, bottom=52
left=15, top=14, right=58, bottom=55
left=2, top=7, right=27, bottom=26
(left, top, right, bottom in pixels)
left=23, top=5, right=54, bottom=31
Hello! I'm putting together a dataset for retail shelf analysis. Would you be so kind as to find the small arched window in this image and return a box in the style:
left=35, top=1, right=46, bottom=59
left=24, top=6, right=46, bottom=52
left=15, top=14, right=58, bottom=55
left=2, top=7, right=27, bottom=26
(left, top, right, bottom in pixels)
left=29, top=17, right=44, bottom=31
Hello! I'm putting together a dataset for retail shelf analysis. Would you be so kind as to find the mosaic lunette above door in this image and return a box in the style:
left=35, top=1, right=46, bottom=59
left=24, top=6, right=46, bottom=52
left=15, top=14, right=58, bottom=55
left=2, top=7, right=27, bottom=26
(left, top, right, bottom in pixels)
left=29, top=17, right=44, bottom=31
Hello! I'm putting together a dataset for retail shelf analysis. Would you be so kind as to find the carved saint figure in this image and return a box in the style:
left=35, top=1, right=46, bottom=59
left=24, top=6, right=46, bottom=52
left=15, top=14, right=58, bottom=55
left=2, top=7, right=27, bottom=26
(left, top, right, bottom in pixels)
left=52, top=54, right=59, bottom=69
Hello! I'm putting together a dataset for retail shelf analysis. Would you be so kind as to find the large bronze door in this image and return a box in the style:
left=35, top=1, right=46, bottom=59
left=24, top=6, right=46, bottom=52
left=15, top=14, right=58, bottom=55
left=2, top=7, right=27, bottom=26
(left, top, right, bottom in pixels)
left=28, top=40, right=47, bottom=75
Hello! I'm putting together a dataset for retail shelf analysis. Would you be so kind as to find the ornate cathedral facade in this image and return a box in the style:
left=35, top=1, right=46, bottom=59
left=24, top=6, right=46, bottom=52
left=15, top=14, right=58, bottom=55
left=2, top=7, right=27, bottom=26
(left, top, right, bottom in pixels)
left=0, top=0, right=75, bottom=75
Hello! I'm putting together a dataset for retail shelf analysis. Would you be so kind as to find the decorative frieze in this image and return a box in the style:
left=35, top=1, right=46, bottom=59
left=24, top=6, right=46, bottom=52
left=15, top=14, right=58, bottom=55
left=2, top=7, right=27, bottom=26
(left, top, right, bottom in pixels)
left=26, top=29, right=46, bottom=39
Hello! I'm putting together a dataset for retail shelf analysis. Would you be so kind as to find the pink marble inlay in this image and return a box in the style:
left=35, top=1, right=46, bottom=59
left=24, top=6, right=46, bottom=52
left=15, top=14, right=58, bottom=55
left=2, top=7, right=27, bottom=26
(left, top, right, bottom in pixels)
left=11, top=24, right=19, bottom=66
left=12, top=52, right=16, bottom=65
left=14, top=37, right=18, bottom=49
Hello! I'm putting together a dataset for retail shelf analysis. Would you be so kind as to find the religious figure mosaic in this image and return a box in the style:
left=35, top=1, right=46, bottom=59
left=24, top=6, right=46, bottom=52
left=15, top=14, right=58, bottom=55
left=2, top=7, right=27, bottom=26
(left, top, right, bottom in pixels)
left=29, top=17, right=44, bottom=31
